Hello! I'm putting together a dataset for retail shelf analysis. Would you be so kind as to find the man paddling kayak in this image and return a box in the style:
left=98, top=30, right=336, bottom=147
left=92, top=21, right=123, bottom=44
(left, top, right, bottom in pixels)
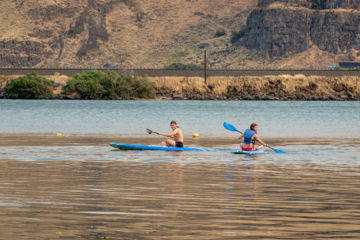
left=238, top=123, right=268, bottom=151
left=155, top=120, right=184, bottom=148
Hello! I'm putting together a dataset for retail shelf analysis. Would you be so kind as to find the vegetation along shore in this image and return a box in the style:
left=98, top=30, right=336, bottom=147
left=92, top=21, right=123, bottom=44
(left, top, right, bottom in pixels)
left=0, top=70, right=359, bottom=100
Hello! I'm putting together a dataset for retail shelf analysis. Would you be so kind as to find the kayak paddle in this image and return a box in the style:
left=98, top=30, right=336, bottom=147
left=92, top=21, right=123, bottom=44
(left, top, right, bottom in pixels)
left=146, top=128, right=159, bottom=135
left=267, top=146, right=286, bottom=154
left=223, top=122, right=286, bottom=154
left=223, top=122, right=243, bottom=134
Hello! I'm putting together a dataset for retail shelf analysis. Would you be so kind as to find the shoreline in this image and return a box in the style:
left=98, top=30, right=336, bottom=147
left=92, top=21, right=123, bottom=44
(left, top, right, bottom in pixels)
left=1, top=74, right=360, bottom=100
left=1, top=133, right=359, bottom=147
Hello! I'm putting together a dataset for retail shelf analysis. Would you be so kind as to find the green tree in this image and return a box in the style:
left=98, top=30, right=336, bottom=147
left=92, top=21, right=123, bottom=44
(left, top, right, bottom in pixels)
left=7, top=73, right=54, bottom=99
left=63, top=70, right=156, bottom=100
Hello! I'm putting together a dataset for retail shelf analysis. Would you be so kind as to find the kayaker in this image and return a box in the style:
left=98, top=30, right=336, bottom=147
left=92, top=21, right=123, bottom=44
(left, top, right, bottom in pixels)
left=156, top=120, right=184, bottom=148
left=238, top=123, right=268, bottom=151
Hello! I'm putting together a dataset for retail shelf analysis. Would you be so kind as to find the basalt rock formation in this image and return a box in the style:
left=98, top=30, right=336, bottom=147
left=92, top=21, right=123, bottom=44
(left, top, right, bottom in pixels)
left=241, top=0, right=360, bottom=59
left=0, top=40, right=53, bottom=66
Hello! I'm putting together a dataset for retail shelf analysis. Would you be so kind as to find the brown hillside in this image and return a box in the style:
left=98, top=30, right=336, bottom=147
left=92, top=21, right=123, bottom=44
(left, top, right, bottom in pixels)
left=0, top=0, right=256, bottom=68
left=0, top=0, right=359, bottom=69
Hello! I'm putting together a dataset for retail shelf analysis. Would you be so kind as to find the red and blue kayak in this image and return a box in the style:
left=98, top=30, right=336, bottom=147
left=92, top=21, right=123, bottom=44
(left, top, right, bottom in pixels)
left=232, top=149, right=265, bottom=155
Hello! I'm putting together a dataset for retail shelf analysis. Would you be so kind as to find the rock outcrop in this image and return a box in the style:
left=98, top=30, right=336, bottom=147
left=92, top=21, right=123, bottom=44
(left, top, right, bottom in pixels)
left=257, top=0, right=360, bottom=9
left=242, top=0, right=360, bottom=59
left=75, top=8, right=109, bottom=57
left=311, top=11, right=360, bottom=53
left=243, top=8, right=312, bottom=59
left=0, top=40, right=53, bottom=67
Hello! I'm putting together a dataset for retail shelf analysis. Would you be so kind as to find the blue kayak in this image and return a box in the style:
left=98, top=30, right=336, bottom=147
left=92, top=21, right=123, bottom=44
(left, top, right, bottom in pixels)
left=110, top=143, right=210, bottom=151
left=232, top=149, right=265, bottom=155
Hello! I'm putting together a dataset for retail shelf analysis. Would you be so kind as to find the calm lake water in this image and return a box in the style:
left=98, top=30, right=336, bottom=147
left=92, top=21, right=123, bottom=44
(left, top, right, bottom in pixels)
left=0, top=100, right=360, bottom=239
left=0, top=100, right=359, bottom=138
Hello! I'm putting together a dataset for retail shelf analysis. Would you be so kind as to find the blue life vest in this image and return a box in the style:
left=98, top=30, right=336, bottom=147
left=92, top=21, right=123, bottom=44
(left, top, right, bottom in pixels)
left=244, top=129, right=256, bottom=144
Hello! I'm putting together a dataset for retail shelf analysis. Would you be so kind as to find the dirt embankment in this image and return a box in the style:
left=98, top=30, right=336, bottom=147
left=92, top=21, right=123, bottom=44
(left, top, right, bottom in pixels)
left=1, top=74, right=359, bottom=100
left=152, top=75, right=360, bottom=100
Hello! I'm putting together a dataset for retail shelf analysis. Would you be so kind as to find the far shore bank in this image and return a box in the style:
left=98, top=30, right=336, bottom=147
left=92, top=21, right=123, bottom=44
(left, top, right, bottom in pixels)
left=1, top=73, right=360, bottom=100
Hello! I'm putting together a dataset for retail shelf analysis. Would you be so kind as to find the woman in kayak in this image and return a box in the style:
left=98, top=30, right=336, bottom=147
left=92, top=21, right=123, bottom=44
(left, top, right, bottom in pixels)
left=156, top=120, right=184, bottom=148
left=238, top=123, right=268, bottom=151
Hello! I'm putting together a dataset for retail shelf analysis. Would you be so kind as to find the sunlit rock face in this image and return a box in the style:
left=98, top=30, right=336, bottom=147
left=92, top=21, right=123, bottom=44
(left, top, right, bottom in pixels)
left=242, top=0, right=360, bottom=59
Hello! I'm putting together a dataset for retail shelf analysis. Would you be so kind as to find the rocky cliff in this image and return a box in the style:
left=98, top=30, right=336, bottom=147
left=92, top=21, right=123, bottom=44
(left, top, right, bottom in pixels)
left=242, top=0, right=360, bottom=60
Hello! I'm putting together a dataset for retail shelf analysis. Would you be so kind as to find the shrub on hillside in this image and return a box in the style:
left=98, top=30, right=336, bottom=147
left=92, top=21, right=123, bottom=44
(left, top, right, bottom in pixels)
left=230, top=29, right=246, bottom=44
left=6, top=73, right=54, bottom=99
left=63, top=70, right=156, bottom=99
left=215, top=30, right=226, bottom=37
left=117, top=74, right=156, bottom=99
left=69, top=26, right=84, bottom=35
left=164, top=63, right=203, bottom=70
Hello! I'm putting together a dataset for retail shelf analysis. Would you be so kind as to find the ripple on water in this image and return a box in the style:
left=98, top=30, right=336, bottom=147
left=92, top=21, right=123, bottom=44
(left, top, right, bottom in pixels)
left=0, top=143, right=360, bottom=239
left=0, top=144, right=359, bottom=167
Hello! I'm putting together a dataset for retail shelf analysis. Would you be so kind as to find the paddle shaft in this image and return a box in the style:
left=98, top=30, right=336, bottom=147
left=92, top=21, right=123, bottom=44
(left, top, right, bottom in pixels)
left=266, top=145, right=286, bottom=154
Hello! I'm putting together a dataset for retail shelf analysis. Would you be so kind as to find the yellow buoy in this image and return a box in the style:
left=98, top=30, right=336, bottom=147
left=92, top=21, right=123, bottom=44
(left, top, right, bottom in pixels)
left=192, top=133, right=199, bottom=138
left=56, top=133, right=63, bottom=136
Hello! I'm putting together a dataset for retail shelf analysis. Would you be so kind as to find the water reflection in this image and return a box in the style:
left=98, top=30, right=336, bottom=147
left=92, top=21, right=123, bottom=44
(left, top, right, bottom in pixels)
left=1, top=159, right=359, bottom=239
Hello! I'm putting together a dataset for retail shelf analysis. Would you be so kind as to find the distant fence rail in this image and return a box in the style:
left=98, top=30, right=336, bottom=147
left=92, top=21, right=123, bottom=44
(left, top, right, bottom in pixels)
left=1, top=68, right=360, bottom=77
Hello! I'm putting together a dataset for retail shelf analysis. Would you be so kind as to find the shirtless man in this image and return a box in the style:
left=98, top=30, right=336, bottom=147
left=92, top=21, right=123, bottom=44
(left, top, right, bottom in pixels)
left=156, top=120, right=184, bottom=148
